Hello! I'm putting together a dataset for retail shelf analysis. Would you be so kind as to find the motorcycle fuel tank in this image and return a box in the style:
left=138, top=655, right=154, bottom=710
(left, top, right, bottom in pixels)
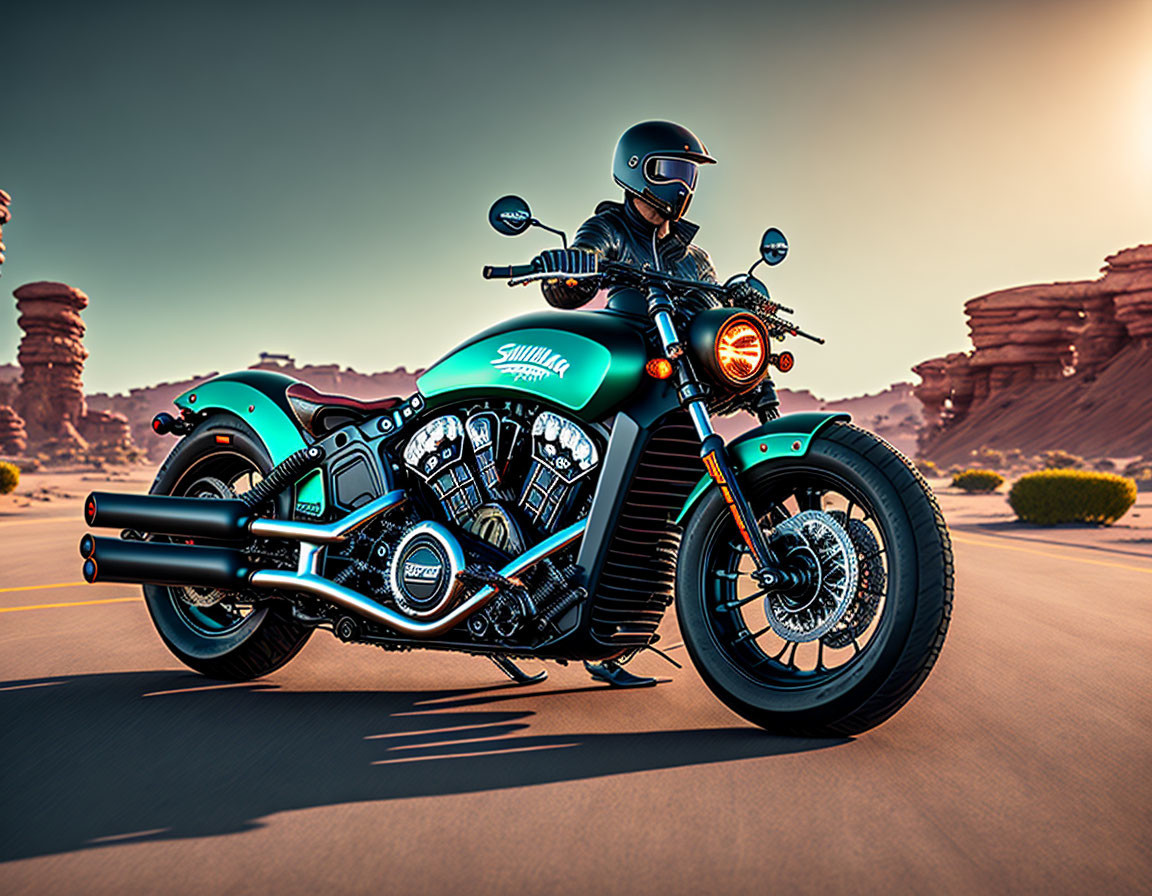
left=416, top=311, right=648, bottom=421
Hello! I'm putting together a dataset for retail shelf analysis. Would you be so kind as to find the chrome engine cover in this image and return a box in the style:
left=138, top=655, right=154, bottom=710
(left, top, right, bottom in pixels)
left=388, top=521, right=466, bottom=619
left=518, top=411, right=599, bottom=531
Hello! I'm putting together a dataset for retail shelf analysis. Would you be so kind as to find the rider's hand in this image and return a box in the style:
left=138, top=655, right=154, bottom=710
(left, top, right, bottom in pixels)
left=534, top=248, right=599, bottom=278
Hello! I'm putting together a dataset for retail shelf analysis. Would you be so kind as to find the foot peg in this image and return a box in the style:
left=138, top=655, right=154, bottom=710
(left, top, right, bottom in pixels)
left=584, top=660, right=657, bottom=688
left=489, top=655, right=548, bottom=685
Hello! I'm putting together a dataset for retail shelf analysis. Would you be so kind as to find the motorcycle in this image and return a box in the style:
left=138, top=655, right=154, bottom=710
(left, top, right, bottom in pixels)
left=79, top=195, right=952, bottom=735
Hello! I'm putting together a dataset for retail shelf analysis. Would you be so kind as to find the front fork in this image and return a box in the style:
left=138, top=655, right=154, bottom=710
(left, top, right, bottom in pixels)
left=648, top=286, right=789, bottom=589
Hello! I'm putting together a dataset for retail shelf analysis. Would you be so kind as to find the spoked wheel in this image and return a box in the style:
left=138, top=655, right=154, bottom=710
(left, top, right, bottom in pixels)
left=676, top=423, right=952, bottom=736
left=142, top=414, right=311, bottom=680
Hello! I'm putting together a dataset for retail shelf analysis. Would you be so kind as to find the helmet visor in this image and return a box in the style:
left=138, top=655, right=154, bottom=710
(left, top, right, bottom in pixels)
left=645, top=157, right=699, bottom=190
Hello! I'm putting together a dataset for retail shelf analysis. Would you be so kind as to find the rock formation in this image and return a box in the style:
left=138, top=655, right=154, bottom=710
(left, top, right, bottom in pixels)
left=964, top=284, right=1083, bottom=396
left=0, top=405, right=27, bottom=455
left=0, top=189, right=10, bottom=271
left=1106, top=245, right=1152, bottom=343
left=8, top=280, right=140, bottom=463
left=13, top=282, right=90, bottom=446
left=912, top=244, right=1152, bottom=463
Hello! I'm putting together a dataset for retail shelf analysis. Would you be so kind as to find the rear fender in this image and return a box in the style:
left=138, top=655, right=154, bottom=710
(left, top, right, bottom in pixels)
left=674, top=412, right=850, bottom=525
left=173, top=371, right=326, bottom=517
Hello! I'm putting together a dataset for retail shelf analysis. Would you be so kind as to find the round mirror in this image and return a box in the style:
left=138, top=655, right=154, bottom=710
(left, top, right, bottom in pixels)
left=488, top=195, right=533, bottom=236
left=760, top=228, right=788, bottom=266
left=724, top=273, right=770, bottom=298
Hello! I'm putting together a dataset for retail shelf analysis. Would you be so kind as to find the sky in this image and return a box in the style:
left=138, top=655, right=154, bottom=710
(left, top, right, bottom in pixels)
left=2, top=0, right=1150, bottom=400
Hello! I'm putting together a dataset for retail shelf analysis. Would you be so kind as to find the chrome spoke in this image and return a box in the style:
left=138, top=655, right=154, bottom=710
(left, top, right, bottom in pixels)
left=716, top=588, right=769, bottom=612
left=735, top=623, right=772, bottom=645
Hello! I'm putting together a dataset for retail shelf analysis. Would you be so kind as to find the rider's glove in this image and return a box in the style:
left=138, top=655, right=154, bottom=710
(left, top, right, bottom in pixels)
left=534, top=248, right=598, bottom=278
left=726, top=279, right=779, bottom=316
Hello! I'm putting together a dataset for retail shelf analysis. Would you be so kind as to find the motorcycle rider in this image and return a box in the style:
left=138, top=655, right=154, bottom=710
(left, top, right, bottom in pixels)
left=534, top=120, right=769, bottom=317
left=530, top=121, right=777, bottom=688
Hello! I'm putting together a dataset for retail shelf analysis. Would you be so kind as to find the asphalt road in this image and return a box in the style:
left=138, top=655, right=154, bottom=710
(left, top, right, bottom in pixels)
left=1, top=508, right=1150, bottom=895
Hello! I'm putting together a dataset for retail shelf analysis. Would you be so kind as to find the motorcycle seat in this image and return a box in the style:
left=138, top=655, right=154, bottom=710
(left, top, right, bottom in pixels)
left=285, top=382, right=402, bottom=437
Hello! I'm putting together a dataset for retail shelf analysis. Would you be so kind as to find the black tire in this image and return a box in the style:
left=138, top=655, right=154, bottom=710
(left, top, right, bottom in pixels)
left=676, top=422, right=952, bottom=736
left=142, top=413, right=312, bottom=680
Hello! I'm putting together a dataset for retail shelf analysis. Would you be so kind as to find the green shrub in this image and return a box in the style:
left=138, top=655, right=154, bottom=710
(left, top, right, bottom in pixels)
left=951, top=468, right=1005, bottom=492
left=1008, top=470, right=1137, bottom=525
left=1039, top=449, right=1083, bottom=469
left=0, top=461, right=19, bottom=495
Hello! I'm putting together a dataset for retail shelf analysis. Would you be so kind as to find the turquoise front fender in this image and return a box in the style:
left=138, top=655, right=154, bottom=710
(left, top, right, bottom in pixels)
left=173, top=370, right=326, bottom=517
left=674, top=412, right=851, bottom=525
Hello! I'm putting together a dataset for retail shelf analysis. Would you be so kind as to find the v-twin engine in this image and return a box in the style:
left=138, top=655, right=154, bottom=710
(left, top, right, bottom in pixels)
left=401, top=408, right=599, bottom=541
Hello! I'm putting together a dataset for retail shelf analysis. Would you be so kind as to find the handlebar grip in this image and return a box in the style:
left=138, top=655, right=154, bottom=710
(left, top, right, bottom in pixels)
left=483, top=263, right=537, bottom=279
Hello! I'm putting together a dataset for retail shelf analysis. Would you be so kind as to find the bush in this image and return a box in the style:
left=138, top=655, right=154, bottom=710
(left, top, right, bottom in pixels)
left=0, top=461, right=19, bottom=495
left=914, top=459, right=940, bottom=477
left=969, top=446, right=1005, bottom=470
left=1008, top=470, right=1137, bottom=525
left=1039, top=449, right=1083, bottom=469
left=951, top=468, right=1005, bottom=492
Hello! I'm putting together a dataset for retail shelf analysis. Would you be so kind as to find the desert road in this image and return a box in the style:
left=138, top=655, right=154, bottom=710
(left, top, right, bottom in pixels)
left=1, top=496, right=1150, bottom=895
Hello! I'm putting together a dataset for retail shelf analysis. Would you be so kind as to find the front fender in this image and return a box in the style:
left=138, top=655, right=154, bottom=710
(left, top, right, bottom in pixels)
left=674, top=412, right=851, bottom=525
left=173, top=370, right=326, bottom=517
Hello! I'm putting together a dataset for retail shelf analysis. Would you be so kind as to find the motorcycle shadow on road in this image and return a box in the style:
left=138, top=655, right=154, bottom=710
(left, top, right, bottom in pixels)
left=0, top=670, right=847, bottom=862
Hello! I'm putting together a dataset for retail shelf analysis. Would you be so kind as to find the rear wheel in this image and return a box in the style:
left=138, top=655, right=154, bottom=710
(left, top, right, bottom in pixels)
left=142, top=414, right=311, bottom=680
left=676, top=422, right=952, bottom=736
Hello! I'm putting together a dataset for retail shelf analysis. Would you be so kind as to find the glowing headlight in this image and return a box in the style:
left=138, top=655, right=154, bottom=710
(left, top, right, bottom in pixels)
left=715, top=317, right=767, bottom=384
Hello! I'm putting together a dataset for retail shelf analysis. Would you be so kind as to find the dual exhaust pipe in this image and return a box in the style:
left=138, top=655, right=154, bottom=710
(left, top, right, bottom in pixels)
left=80, top=488, right=587, bottom=638
left=82, top=491, right=255, bottom=587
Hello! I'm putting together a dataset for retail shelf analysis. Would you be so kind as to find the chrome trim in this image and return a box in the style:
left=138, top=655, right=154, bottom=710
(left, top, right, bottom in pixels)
left=249, top=490, right=407, bottom=544
left=653, top=310, right=680, bottom=353
left=387, top=521, right=466, bottom=619
left=686, top=400, right=716, bottom=441
left=249, top=517, right=587, bottom=638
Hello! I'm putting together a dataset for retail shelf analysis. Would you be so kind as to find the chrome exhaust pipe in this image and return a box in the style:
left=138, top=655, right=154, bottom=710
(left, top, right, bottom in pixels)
left=249, top=517, right=587, bottom=638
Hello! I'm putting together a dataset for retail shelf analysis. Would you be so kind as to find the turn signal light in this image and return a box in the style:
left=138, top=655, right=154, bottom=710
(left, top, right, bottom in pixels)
left=645, top=357, right=674, bottom=379
left=716, top=318, right=766, bottom=384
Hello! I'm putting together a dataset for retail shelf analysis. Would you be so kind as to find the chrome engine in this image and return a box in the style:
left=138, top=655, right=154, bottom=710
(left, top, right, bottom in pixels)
left=402, top=408, right=599, bottom=540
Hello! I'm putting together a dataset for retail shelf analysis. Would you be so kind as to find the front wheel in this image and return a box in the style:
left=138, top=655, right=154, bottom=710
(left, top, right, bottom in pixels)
left=676, top=422, right=952, bottom=736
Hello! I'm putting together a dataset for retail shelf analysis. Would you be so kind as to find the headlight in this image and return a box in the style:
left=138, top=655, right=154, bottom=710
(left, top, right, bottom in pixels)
left=716, top=317, right=766, bottom=384
left=687, top=309, right=770, bottom=391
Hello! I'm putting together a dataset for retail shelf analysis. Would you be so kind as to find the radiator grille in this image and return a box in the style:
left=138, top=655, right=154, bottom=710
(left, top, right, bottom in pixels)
left=589, top=413, right=701, bottom=647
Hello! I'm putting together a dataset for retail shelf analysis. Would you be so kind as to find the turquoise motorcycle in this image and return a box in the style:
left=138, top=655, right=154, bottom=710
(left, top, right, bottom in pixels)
left=79, top=197, right=952, bottom=735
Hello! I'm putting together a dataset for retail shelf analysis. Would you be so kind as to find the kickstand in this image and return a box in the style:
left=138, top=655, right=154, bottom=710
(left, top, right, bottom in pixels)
left=489, top=655, right=548, bottom=685
left=584, top=659, right=657, bottom=688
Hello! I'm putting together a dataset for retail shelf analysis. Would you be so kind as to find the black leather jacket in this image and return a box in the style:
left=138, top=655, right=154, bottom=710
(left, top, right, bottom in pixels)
left=542, top=198, right=719, bottom=313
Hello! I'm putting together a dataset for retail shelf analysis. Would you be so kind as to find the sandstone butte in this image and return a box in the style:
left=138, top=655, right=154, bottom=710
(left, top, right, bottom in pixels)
left=913, top=244, right=1152, bottom=465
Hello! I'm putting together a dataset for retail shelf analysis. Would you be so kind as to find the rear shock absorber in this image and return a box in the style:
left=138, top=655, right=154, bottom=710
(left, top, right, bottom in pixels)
left=240, top=445, right=326, bottom=510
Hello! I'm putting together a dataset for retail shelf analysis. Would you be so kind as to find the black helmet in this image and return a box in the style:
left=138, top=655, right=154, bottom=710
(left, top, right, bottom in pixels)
left=612, top=120, right=716, bottom=221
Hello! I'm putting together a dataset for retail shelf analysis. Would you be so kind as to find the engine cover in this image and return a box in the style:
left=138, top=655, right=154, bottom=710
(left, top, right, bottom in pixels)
left=388, top=522, right=466, bottom=618
left=519, top=411, right=599, bottom=530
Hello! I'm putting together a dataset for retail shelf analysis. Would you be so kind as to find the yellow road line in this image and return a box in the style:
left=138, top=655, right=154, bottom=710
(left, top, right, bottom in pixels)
left=0, top=580, right=91, bottom=594
left=951, top=533, right=1152, bottom=574
left=0, top=597, right=139, bottom=613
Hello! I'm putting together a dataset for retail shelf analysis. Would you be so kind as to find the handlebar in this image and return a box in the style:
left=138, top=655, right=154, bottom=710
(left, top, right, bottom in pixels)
left=481, top=256, right=824, bottom=344
left=482, top=263, right=536, bottom=279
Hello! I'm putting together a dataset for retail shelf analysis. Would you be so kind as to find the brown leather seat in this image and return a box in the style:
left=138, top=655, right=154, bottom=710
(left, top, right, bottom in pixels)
left=285, top=382, right=401, bottom=437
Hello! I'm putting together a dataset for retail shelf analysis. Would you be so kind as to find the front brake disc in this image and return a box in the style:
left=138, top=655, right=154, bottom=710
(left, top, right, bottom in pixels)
left=763, top=510, right=858, bottom=642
